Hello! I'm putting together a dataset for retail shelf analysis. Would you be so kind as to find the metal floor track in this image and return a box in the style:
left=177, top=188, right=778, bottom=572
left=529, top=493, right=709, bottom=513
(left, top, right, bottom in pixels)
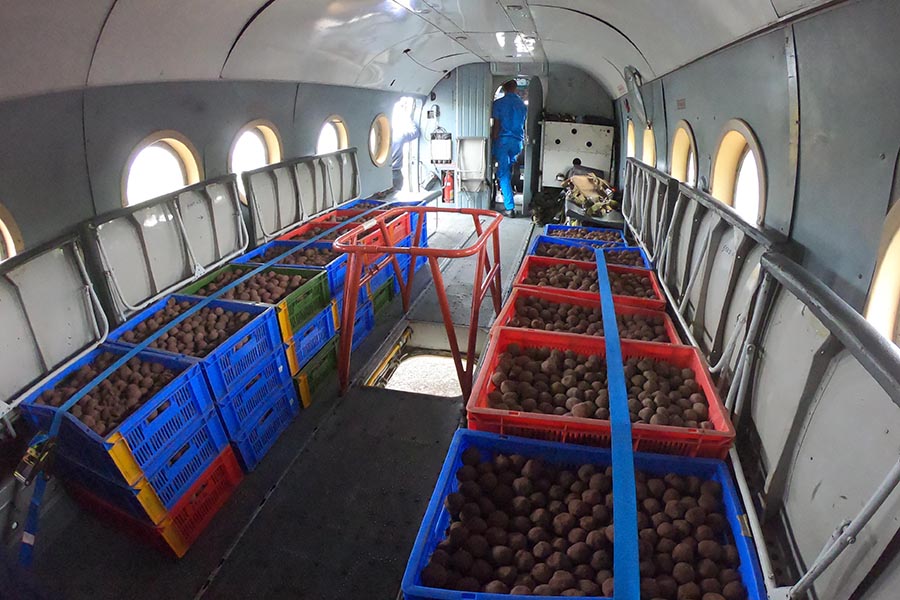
left=200, top=387, right=461, bottom=599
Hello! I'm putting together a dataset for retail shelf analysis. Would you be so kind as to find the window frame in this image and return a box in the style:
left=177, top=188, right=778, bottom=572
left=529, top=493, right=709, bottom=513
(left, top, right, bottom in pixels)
left=369, top=113, right=391, bottom=167
left=670, top=120, right=698, bottom=185
left=122, top=130, right=203, bottom=207
left=710, top=119, right=767, bottom=226
left=318, top=115, right=350, bottom=155
left=228, top=119, right=284, bottom=203
left=626, top=119, right=636, bottom=159
left=866, top=154, right=900, bottom=344
left=641, top=126, right=656, bottom=167
left=0, top=203, right=23, bottom=262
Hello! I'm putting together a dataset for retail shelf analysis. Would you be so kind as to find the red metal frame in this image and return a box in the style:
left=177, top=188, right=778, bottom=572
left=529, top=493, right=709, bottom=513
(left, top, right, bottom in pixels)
left=332, top=207, right=504, bottom=398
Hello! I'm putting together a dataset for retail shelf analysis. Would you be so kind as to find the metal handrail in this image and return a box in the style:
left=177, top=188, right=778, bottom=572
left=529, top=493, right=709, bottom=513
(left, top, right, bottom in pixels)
left=333, top=207, right=504, bottom=398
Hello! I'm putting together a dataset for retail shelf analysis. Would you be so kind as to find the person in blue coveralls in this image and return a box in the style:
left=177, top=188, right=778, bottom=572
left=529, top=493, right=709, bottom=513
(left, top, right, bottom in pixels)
left=491, top=80, right=527, bottom=218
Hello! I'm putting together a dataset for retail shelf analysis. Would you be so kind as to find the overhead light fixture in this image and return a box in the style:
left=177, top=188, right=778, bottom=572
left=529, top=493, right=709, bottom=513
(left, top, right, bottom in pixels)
left=455, top=35, right=468, bottom=41
left=507, top=4, right=523, bottom=9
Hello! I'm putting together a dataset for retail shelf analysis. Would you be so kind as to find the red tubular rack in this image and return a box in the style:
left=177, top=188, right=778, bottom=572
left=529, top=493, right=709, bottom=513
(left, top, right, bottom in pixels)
left=332, top=207, right=504, bottom=398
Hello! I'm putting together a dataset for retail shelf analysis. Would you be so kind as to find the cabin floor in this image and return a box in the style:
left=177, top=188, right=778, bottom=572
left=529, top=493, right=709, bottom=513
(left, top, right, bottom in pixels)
left=25, top=209, right=537, bottom=600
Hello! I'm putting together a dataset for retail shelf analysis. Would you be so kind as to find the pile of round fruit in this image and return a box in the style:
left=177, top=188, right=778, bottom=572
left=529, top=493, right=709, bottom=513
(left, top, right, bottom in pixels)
left=522, top=263, right=599, bottom=293
left=506, top=296, right=671, bottom=343
left=609, top=271, right=658, bottom=299
left=255, top=244, right=338, bottom=267
left=35, top=352, right=180, bottom=437
left=119, top=298, right=253, bottom=358
left=549, top=229, right=622, bottom=243
left=195, top=268, right=307, bottom=304
left=284, top=224, right=347, bottom=242
left=484, top=344, right=713, bottom=431
left=485, top=345, right=611, bottom=420
left=419, top=449, right=749, bottom=599
left=624, top=358, right=714, bottom=429
left=536, top=242, right=646, bottom=268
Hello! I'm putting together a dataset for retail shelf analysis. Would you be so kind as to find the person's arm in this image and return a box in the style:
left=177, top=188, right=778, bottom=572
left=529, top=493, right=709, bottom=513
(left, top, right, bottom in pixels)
left=491, top=100, right=501, bottom=140
left=400, top=120, right=420, bottom=144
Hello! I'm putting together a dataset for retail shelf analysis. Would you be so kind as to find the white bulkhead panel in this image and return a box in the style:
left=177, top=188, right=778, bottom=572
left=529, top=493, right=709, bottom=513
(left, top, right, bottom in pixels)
left=781, top=352, right=900, bottom=598
left=750, top=291, right=830, bottom=472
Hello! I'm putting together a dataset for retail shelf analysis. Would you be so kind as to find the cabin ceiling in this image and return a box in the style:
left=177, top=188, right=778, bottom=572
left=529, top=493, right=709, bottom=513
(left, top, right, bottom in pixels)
left=0, top=0, right=830, bottom=101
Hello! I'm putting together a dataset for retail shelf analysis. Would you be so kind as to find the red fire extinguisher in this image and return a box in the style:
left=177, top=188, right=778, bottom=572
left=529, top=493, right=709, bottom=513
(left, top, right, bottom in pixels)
left=442, top=170, right=454, bottom=203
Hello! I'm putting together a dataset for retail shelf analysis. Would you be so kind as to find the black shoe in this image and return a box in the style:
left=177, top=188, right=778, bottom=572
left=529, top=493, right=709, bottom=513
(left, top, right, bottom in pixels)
left=503, top=209, right=517, bottom=218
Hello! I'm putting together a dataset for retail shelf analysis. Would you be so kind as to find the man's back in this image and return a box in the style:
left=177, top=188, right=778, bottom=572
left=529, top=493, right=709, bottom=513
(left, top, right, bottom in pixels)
left=492, top=93, right=527, bottom=140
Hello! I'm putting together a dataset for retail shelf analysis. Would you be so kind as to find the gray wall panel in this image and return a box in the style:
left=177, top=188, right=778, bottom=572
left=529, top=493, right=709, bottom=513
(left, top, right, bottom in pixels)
left=0, top=80, right=404, bottom=250
left=661, top=29, right=793, bottom=236
left=84, top=81, right=299, bottom=214
left=545, top=64, right=614, bottom=119
left=0, top=93, right=94, bottom=248
left=791, top=0, right=900, bottom=309
left=292, top=83, right=403, bottom=196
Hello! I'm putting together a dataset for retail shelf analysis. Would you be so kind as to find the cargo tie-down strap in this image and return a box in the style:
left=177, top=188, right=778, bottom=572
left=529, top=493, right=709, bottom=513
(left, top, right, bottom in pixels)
left=594, top=246, right=641, bottom=600
left=19, top=200, right=401, bottom=565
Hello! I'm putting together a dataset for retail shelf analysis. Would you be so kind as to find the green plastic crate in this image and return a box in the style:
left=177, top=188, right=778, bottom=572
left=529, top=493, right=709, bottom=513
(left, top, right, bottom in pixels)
left=180, top=264, right=330, bottom=342
left=371, top=279, right=395, bottom=316
left=293, top=336, right=339, bottom=408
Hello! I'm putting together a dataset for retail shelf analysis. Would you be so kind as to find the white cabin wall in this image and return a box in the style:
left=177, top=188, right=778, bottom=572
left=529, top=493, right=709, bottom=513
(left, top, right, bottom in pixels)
left=0, top=80, right=405, bottom=248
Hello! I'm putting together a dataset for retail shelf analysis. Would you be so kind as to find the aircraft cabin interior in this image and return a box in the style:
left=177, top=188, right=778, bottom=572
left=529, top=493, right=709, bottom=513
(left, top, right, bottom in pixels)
left=0, top=1, right=899, bottom=599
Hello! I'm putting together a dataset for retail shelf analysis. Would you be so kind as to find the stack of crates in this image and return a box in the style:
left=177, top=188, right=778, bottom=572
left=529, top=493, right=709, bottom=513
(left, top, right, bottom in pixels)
left=178, top=264, right=337, bottom=414
left=107, top=294, right=299, bottom=472
left=401, top=223, right=762, bottom=600
left=19, top=344, right=242, bottom=557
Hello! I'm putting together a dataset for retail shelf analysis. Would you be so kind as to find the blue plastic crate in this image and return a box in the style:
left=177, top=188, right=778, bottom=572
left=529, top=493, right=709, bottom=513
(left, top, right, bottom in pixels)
left=142, top=412, right=229, bottom=509
left=339, top=199, right=386, bottom=210
left=215, top=352, right=293, bottom=439
left=527, top=235, right=651, bottom=269
left=544, top=224, right=626, bottom=246
left=231, top=384, right=300, bottom=471
left=334, top=285, right=372, bottom=320
left=291, top=303, right=337, bottom=369
left=109, top=294, right=283, bottom=400
left=52, top=453, right=166, bottom=525
left=350, top=301, right=375, bottom=351
left=19, top=345, right=212, bottom=487
left=401, top=430, right=765, bottom=600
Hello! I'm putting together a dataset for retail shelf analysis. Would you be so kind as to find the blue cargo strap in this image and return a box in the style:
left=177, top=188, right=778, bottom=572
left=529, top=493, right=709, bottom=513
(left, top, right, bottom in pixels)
left=595, top=248, right=640, bottom=600
left=18, top=201, right=397, bottom=565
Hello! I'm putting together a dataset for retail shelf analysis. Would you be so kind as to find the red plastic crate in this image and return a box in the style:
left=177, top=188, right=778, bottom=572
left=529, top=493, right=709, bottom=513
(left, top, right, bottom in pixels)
left=513, top=254, right=667, bottom=311
left=492, top=287, right=683, bottom=345
left=313, top=209, right=412, bottom=246
left=277, top=221, right=357, bottom=242
left=168, top=445, right=244, bottom=548
left=466, top=327, right=735, bottom=458
left=65, top=446, right=244, bottom=558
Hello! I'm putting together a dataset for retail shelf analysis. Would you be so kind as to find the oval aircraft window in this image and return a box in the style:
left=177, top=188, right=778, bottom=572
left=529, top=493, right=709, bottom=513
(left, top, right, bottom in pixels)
left=317, top=116, right=349, bottom=155
left=671, top=121, right=698, bottom=185
left=124, top=131, right=202, bottom=207
left=230, top=120, right=283, bottom=202
left=0, top=204, right=23, bottom=262
left=369, top=114, right=391, bottom=167
left=711, top=120, right=766, bottom=226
